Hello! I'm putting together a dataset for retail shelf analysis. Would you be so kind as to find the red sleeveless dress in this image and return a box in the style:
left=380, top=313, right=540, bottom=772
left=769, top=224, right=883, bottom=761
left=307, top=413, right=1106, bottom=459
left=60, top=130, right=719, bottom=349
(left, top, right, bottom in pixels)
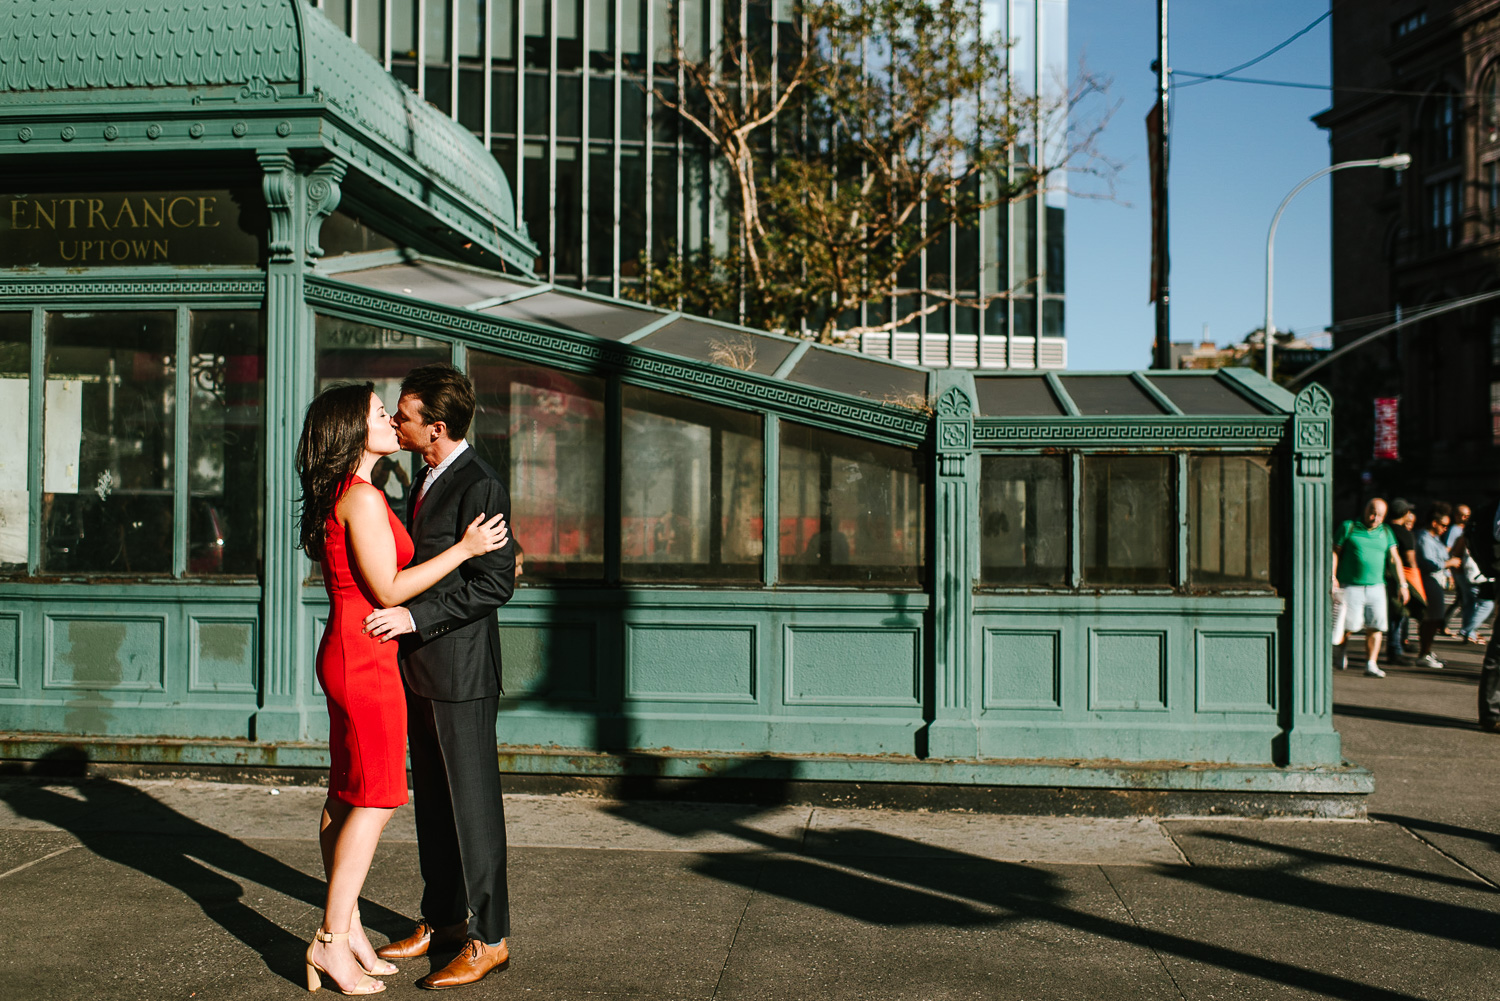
left=317, top=477, right=414, bottom=808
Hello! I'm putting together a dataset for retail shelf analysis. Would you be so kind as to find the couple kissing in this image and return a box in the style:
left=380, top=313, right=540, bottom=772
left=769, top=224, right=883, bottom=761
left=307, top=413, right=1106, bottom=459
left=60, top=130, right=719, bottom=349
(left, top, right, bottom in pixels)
left=296, top=364, right=513, bottom=994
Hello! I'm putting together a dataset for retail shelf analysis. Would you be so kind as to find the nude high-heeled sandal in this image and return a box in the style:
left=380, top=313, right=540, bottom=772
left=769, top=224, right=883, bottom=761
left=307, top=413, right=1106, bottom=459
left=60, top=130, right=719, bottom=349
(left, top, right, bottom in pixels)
left=305, top=928, right=387, bottom=995
left=351, top=907, right=398, bottom=976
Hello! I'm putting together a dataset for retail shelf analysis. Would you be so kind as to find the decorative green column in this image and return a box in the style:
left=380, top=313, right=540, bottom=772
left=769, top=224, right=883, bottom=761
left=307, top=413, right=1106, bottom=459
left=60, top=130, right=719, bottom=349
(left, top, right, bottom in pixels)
left=927, top=371, right=980, bottom=759
left=1287, top=382, right=1341, bottom=764
left=255, top=152, right=346, bottom=740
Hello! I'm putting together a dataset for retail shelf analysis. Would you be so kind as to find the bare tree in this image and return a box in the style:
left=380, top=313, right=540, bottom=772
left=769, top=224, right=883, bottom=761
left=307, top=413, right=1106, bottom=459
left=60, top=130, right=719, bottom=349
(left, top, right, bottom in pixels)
left=630, top=0, right=1115, bottom=344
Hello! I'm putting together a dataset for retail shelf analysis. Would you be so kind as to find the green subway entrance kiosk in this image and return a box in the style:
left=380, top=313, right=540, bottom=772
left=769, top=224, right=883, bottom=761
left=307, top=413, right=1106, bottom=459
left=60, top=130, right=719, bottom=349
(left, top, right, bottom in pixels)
left=0, top=0, right=1364, bottom=809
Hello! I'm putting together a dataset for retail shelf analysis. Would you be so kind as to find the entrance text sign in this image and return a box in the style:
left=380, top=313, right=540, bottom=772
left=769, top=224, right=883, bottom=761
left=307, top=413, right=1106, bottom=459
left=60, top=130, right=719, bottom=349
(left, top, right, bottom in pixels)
left=1, top=190, right=263, bottom=267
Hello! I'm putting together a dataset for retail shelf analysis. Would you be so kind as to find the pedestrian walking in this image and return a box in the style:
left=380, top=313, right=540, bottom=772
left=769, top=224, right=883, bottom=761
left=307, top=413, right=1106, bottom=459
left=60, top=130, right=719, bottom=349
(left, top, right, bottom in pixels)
left=1385, top=499, right=1420, bottom=665
left=1415, top=502, right=1462, bottom=669
left=1332, top=499, right=1409, bottom=678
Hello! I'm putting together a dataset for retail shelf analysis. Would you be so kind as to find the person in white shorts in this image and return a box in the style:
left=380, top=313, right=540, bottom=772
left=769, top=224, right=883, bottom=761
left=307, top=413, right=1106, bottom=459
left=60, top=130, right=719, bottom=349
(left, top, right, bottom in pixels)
left=1332, top=498, right=1408, bottom=677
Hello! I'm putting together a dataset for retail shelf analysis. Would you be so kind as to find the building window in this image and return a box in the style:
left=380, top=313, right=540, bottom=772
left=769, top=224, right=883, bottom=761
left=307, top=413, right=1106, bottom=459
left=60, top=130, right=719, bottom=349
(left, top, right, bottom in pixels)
left=1426, top=177, right=1458, bottom=249
left=42, top=312, right=177, bottom=574
left=622, top=386, right=764, bottom=582
left=187, top=311, right=266, bottom=576
left=0, top=312, right=29, bottom=570
left=1392, top=9, right=1427, bottom=40
left=468, top=350, right=606, bottom=580
left=1427, top=89, right=1458, bottom=163
left=779, top=421, right=925, bottom=586
left=1187, top=454, right=1273, bottom=588
left=1483, top=68, right=1500, bottom=144
left=1080, top=454, right=1173, bottom=587
left=978, top=455, right=1068, bottom=586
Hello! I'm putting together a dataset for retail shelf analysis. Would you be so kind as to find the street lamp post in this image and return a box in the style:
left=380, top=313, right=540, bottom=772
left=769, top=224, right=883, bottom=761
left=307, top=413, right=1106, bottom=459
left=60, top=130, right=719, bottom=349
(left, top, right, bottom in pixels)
left=1264, top=154, right=1411, bottom=380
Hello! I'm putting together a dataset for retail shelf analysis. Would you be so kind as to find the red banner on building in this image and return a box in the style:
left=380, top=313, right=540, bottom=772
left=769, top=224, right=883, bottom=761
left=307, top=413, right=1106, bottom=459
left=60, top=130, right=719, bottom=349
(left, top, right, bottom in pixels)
left=1374, top=396, right=1400, bottom=460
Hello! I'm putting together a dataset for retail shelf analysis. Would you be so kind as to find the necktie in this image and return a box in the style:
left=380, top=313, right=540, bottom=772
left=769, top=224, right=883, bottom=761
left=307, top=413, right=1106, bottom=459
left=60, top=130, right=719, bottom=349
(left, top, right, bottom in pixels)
left=410, top=465, right=430, bottom=523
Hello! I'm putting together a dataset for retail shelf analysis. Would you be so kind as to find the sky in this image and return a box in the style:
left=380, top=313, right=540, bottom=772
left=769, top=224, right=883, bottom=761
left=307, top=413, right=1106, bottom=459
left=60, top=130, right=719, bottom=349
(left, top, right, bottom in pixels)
left=1064, top=0, right=1336, bottom=370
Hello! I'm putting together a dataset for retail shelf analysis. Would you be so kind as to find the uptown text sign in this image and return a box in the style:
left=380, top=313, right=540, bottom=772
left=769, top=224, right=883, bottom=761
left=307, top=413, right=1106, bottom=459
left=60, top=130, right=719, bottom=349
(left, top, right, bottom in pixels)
left=1, top=190, right=262, bottom=267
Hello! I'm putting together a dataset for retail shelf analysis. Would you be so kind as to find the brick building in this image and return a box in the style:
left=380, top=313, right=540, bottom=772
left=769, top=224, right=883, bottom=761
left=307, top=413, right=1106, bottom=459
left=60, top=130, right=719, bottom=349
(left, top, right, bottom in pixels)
left=1315, top=1, right=1500, bottom=511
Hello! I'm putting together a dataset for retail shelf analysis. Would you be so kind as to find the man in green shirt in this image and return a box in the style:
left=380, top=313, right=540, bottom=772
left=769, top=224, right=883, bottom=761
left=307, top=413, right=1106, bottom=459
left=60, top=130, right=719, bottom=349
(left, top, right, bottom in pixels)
left=1332, top=498, right=1408, bottom=677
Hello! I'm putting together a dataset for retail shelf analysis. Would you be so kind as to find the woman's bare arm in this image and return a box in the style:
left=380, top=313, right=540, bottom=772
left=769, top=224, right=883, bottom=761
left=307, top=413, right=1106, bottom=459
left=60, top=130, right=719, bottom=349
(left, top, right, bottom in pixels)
left=339, top=483, right=506, bottom=608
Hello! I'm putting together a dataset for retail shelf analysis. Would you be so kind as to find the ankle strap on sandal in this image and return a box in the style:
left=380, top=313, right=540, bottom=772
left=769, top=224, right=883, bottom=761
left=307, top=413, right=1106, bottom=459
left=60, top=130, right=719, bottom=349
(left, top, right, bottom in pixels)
left=315, top=929, right=349, bottom=943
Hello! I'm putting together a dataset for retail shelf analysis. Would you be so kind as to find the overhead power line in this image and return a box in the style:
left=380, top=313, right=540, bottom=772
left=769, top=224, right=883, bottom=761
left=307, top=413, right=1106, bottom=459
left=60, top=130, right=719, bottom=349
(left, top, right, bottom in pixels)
left=1172, top=69, right=1455, bottom=99
left=1288, top=290, right=1500, bottom=386
left=1175, top=9, right=1334, bottom=89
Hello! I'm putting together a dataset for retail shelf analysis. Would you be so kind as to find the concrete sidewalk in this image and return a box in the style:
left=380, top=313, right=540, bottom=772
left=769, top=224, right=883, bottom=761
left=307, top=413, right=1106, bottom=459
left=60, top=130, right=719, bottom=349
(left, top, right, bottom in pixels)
left=2, top=635, right=1497, bottom=1001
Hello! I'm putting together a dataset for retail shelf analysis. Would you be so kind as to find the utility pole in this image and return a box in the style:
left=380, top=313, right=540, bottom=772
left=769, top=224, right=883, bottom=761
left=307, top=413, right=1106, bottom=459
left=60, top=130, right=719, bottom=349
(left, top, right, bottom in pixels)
left=1153, top=0, right=1171, bottom=369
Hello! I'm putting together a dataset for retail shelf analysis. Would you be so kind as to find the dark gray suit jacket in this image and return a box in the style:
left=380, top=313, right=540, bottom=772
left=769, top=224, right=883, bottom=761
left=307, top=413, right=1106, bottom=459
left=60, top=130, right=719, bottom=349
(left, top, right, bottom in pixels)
left=399, top=447, right=515, bottom=701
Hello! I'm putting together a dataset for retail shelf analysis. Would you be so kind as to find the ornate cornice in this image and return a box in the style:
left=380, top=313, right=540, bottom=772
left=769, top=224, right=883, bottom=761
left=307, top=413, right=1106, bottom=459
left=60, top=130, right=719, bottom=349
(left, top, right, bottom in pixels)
left=0, top=276, right=265, bottom=299
left=972, top=419, right=1286, bottom=447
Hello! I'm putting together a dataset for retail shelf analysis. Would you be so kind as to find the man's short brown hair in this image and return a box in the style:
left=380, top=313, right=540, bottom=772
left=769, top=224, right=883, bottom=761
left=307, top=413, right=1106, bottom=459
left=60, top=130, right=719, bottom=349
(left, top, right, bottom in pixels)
left=400, top=363, right=476, bottom=441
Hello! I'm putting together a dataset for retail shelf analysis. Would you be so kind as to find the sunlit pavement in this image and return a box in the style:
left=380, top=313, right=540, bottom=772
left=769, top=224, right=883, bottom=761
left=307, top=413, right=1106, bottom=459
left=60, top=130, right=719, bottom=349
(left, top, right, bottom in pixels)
left=1, top=637, right=1496, bottom=1001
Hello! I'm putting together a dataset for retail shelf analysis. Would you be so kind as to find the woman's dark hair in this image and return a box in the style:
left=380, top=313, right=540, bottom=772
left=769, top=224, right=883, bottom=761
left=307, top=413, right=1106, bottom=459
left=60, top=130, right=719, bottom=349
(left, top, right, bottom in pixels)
left=400, top=363, right=476, bottom=441
left=297, top=382, right=376, bottom=561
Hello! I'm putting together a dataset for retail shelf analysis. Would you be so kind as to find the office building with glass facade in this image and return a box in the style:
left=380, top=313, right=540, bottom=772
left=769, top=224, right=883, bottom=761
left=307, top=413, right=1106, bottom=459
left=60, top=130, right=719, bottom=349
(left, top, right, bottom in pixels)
left=311, top=0, right=1068, bottom=369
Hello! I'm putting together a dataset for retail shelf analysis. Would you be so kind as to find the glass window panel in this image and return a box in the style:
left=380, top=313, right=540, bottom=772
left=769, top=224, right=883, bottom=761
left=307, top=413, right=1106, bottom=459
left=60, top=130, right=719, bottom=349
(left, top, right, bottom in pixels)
left=653, top=0, right=675, bottom=66
left=1042, top=298, right=1063, bottom=338
left=469, top=350, right=605, bottom=579
left=1059, top=376, right=1165, bottom=416
left=356, top=0, right=383, bottom=58
left=588, top=147, right=614, bottom=276
left=622, top=78, right=647, bottom=141
left=188, top=311, right=265, bottom=577
left=589, top=77, right=614, bottom=139
left=1081, top=455, right=1172, bottom=587
left=481, top=290, right=654, bottom=339
left=313, top=315, right=449, bottom=521
left=493, top=70, right=518, bottom=132
left=319, top=209, right=401, bottom=259
left=426, top=0, right=452, bottom=61
left=324, top=0, right=350, bottom=32
left=0, top=312, right=30, bottom=569
left=557, top=75, right=583, bottom=136
left=337, top=260, right=530, bottom=305
left=523, top=0, right=549, bottom=67
left=779, top=422, right=925, bottom=586
left=425, top=67, right=453, bottom=114
left=622, top=0, right=645, bottom=68
left=557, top=0, right=582, bottom=68
left=492, top=0, right=516, bottom=62
left=973, top=376, right=1064, bottom=416
left=1148, top=375, right=1266, bottom=416
left=523, top=145, right=551, bottom=262
left=1013, top=297, right=1035, bottom=339
left=457, top=0, right=484, bottom=59
left=457, top=66, right=485, bottom=131
left=555, top=143, right=583, bottom=279
left=622, top=386, right=764, bottom=581
left=524, top=70, right=549, bottom=134
left=589, top=0, right=615, bottom=67
left=683, top=0, right=707, bottom=60
left=979, top=455, right=1067, bottom=585
left=42, top=311, right=176, bottom=575
left=636, top=321, right=798, bottom=375
left=391, top=63, right=418, bottom=89
left=1045, top=203, right=1065, bottom=294
left=620, top=148, right=646, bottom=275
left=651, top=148, right=678, bottom=258
left=1189, top=454, right=1273, bottom=588
left=786, top=348, right=929, bottom=402
left=391, top=0, right=418, bottom=56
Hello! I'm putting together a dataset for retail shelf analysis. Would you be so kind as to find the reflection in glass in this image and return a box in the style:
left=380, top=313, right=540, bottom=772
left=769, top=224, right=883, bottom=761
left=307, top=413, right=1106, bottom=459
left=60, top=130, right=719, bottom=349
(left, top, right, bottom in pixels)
left=779, top=422, right=925, bottom=586
left=314, top=315, right=448, bottom=520
left=0, top=313, right=29, bottom=569
left=979, top=455, right=1067, bottom=585
left=188, top=312, right=265, bottom=577
left=1189, top=454, right=1273, bottom=587
left=1081, top=455, right=1172, bottom=586
left=469, top=350, right=605, bottom=580
left=622, top=386, right=763, bottom=581
left=43, top=312, right=176, bottom=574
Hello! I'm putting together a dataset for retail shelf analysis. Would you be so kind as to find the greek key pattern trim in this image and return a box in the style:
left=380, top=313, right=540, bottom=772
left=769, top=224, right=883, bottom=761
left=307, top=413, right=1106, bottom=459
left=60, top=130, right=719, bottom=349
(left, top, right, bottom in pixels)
left=0, top=278, right=265, bottom=298
left=306, top=281, right=930, bottom=441
left=973, top=421, right=1285, bottom=445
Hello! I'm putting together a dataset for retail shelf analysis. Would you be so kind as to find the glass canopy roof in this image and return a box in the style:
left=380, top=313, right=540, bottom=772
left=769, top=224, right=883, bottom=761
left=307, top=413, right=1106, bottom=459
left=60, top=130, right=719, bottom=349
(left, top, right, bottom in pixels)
left=321, top=255, right=1282, bottom=418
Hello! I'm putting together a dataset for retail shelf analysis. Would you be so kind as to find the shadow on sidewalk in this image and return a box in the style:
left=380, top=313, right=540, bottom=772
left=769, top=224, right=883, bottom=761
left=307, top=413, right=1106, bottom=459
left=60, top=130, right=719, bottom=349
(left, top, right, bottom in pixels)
left=606, top=769, right=1484, bottom=1001
left=0, top=748, right=406, bottom=987
left=1333, top=703, right=1481, bottom=731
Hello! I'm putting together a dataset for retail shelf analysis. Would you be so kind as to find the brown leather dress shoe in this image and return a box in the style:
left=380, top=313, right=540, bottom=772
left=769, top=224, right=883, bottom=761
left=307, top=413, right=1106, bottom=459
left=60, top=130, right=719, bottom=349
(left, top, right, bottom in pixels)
left=375, top=919, right=467, bottom=961
left=416, top=938, right=509, bottom=990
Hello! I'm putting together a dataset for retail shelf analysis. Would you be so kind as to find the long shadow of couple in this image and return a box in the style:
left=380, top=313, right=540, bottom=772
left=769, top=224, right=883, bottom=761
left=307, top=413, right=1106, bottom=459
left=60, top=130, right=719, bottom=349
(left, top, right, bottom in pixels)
left=0, top=749, right=412, bottom=989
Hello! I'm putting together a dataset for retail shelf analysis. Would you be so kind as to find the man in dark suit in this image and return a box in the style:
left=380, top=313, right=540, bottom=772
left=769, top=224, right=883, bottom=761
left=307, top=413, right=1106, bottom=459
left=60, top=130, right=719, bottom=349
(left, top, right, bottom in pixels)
left=363, top=363, right=515, bottom=990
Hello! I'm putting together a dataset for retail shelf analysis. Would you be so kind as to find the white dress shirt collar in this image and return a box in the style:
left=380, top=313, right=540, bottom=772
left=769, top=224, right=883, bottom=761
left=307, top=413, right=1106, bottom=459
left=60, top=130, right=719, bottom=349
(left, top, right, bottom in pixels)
left=417, top=439, right=469, bottom=502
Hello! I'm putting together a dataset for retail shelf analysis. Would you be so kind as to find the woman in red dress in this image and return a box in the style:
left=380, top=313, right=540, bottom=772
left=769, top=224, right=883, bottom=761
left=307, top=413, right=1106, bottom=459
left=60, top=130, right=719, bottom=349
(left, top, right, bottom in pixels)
left=296, top=383, right=506, bottom=995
